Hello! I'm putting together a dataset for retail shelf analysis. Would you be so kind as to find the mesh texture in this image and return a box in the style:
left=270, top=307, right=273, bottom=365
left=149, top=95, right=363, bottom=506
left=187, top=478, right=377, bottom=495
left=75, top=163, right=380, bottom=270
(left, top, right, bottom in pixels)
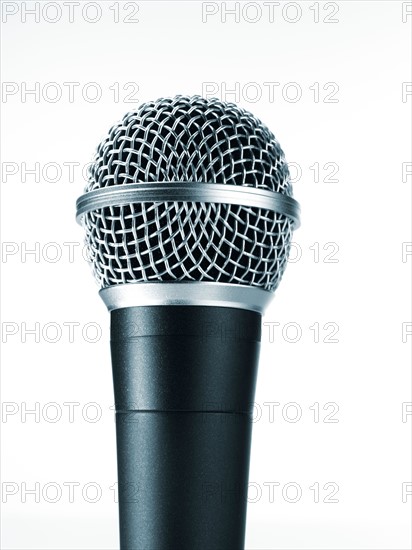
left=82, top=96, right=295, bottom=292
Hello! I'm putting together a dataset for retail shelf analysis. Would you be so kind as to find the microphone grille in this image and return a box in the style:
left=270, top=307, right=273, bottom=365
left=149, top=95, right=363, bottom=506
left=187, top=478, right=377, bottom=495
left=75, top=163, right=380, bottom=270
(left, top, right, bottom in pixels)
left=86, top=95, right=293, bottom=194
left=81, top=96, right=296, bottom=292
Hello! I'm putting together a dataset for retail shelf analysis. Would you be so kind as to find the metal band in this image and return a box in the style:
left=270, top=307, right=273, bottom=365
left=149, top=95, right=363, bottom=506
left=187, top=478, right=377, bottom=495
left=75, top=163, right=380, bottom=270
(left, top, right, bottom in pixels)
left=99, top=282, right=273, bottom=314
left=76, top=182, right=300, bottom=228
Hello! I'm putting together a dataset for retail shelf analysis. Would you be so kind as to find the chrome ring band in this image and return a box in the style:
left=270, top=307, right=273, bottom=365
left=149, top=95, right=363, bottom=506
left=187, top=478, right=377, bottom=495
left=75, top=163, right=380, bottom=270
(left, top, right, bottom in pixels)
left=99, top=282, right=273, bottom=314
left=76, top=182, right=300, bottom=228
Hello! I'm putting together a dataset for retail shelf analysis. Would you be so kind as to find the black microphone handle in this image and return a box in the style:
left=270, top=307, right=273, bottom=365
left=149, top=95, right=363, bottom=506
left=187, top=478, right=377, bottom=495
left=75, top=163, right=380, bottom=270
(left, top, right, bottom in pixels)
left=110, top=305, right=262, bottom=550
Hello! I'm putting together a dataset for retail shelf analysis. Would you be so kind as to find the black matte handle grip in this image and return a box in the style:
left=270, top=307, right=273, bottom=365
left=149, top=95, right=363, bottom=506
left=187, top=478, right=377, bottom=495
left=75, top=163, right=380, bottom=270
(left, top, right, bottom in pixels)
left=110, top=306, right=262, bottom=550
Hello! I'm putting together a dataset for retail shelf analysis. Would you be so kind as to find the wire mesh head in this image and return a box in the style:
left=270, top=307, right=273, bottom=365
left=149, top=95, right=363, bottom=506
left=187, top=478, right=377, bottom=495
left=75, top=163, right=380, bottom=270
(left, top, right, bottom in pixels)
left=81, top=95, right=296, bottom=292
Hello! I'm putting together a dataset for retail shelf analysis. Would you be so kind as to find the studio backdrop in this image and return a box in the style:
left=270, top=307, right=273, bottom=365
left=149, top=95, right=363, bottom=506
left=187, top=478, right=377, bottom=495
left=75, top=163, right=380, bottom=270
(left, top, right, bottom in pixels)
left=1, top=1, right=411, bottom=549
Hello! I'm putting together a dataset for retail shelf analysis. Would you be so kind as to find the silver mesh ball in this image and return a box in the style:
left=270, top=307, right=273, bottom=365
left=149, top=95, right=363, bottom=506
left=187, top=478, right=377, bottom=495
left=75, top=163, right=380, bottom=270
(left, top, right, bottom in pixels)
left=81, top=95, right=295, bottom=292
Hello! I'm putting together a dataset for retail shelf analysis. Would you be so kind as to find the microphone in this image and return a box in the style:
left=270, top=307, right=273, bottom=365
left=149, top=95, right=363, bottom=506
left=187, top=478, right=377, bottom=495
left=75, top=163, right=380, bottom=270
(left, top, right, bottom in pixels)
left=76, top=95, right=300, bottom=550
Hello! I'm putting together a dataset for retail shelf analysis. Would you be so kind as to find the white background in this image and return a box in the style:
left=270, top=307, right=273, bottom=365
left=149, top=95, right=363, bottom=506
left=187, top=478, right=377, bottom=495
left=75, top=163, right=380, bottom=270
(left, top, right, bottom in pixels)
left=1, top=1, right=411, bottom=548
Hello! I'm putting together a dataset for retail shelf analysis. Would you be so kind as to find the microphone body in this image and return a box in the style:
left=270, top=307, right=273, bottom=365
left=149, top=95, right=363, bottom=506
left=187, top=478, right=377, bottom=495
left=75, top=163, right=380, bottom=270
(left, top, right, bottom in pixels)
left=112, top=305, right=260, bottom=549
left=76, top=95, right=300, bottom=549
